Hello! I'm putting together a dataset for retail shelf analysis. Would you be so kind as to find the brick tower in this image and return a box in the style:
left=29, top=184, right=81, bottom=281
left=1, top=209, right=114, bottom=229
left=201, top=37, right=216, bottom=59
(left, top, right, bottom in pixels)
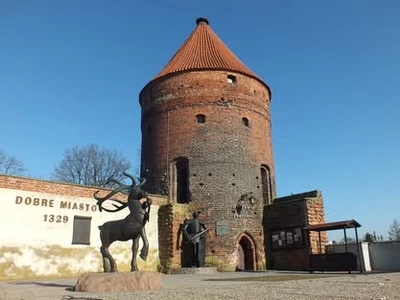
left=140, top=17, right=275, bottom=271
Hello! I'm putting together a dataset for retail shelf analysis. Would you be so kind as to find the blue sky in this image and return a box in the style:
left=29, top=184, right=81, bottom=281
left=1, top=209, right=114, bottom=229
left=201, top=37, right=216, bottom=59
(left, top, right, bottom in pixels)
left=1, top=1, right=399, bottom=240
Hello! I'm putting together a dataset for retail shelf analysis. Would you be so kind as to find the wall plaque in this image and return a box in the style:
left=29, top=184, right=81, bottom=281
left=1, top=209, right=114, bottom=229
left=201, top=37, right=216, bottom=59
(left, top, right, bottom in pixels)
left=215, top=220, right=231, bottom=236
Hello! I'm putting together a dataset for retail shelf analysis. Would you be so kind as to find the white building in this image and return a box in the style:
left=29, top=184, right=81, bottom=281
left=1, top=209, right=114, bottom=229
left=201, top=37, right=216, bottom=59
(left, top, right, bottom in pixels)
left=0, top=175, right=167, bottom=279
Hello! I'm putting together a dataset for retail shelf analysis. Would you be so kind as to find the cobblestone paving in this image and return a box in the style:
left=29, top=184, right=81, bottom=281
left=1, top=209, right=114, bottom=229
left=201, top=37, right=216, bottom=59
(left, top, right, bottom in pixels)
left=1, top=271, right=399, bottom=300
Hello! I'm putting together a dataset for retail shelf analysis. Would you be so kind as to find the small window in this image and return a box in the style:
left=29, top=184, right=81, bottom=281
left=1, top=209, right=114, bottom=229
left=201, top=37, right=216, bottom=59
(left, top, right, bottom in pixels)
left=242, top=117, right=249, bottom=127
left=72, top=216, right=91, bottom=245
left=227, top=75, right=237, bottom=84
left=196, top=114, right=206, bottom=123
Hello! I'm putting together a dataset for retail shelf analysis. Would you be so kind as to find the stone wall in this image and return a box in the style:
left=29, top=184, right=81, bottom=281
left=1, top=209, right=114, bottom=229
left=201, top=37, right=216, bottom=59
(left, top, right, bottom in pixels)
left=157, top=202, right=266, bottom=272
left=0, top=175, right=167, bottom=279
left=263, top=190, right=326, bottom=270
left=157, top=204, right=187, bottom=271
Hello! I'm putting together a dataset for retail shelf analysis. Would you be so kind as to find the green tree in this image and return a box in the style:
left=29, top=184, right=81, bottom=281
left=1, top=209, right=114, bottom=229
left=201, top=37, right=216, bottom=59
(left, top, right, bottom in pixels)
left=52, top=144, right=131, bottom=187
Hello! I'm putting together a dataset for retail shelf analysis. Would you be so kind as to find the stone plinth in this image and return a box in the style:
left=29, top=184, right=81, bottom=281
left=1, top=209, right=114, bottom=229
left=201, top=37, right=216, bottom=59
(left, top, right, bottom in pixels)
left=74, top=271, right=161, bottom=292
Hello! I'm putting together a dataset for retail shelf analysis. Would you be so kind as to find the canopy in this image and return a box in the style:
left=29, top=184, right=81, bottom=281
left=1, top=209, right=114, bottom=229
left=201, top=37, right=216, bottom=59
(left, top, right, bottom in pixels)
left=304, top=219, right=361, bottom=232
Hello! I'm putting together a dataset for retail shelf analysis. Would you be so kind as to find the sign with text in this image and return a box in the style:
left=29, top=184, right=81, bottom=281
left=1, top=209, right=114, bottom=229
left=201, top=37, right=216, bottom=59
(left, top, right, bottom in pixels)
left=215, top=220, right=231, bottom=236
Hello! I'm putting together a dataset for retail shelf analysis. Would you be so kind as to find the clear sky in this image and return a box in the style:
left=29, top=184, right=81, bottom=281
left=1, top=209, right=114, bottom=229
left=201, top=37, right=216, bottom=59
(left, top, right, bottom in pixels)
left=1, top=1, right=399, bottom=241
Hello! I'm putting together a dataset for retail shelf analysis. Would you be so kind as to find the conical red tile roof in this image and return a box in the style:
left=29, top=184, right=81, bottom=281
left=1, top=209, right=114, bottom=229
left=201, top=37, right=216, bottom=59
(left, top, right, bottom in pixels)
left=151, top=18, right=268, bottom=89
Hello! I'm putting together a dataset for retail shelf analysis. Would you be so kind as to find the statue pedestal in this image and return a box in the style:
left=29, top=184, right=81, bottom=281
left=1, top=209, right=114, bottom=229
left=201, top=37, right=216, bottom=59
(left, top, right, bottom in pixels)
left=74, top=271, right=161, bottom=292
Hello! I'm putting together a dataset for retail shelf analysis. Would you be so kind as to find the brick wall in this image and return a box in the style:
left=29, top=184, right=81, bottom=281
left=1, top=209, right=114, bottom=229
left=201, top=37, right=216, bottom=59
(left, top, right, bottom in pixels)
left=140, top=70, right=275, bottom=197
left=139, top=70, right=275, bottom=269
left=157, top=202, right=265, bottom=271
left=0, top=175, right=167, bottom=205
left=263, top=190, right=326, bottom=270
left=307, top=197, right=328, bottom=254
left=157, top=204, right=187, bottom=271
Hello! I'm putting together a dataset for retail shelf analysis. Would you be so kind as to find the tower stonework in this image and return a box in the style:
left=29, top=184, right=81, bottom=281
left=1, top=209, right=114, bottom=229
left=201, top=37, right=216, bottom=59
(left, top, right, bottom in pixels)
left=140, top=18, right=276, bottom=270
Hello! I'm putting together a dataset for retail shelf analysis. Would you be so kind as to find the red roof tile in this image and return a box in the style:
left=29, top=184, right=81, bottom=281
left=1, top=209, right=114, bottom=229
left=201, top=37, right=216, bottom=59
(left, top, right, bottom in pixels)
left=151, top=18, right=268, bottom=88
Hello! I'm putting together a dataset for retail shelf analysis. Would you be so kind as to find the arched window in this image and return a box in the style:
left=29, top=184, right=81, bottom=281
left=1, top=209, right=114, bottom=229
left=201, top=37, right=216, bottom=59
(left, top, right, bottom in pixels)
left=175, top=157, right=189, bottom=204
left=260, top=165, right=272, bottom=205
left=242, top=117, right=249, bottom=127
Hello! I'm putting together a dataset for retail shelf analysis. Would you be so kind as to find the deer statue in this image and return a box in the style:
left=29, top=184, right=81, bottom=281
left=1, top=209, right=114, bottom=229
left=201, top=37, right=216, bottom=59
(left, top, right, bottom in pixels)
left=93, top=172, right=152, bottom=272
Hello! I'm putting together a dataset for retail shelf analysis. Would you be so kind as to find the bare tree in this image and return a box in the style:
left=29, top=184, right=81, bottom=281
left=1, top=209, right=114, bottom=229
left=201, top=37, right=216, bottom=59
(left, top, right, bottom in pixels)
left=0, top=150, right=25, bottom=175
left=388, top=219, right=400, bottom=241
left=52, top=144, right=131, bottom=187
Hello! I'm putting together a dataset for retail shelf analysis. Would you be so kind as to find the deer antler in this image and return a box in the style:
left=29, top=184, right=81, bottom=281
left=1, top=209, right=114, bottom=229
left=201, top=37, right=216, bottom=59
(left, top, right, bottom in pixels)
left=98, top=198, right=128, bottom=212
left=93, top=172, right=144, bottom=212
left=93, top=183, right=129, bottom=212
left=104, top=178, right=125, bottom=188
left=137, top=178, right=146, bottom=188
left=103, top=178, right=131, bottom=195
left=93, top=186, right=124, bottom=201
left=123, top=171, right=136, bottom=187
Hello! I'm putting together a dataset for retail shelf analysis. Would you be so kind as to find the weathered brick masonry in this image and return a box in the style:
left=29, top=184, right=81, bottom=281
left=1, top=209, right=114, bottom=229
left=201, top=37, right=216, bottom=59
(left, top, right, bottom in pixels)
left=140, top=18, right=275, bottom=270
left=264, top=190, right=327, bottom=270
left=141, top=71, right=275, bottom=195
left=0, top=175, right=166, bottom=206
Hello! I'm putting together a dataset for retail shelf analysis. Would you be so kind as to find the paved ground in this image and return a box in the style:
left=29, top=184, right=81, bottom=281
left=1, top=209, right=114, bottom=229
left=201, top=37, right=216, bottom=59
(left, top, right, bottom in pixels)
left=1, top=271, right=399, bottom=300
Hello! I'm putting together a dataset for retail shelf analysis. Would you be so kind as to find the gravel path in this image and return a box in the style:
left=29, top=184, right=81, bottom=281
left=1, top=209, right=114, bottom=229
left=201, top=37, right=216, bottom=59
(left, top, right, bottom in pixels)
left=1, top=272, right=399, bottom=300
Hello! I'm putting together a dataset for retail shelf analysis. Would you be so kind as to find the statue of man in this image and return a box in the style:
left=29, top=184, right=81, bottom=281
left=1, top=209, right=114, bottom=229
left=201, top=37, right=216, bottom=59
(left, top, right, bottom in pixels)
left=182, top=211, right=208, bottom=267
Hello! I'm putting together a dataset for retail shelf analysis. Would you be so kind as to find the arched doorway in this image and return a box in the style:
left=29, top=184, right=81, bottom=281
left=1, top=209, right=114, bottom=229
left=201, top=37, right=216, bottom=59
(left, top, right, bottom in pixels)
left=236, top=233, right=256, bottom=271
